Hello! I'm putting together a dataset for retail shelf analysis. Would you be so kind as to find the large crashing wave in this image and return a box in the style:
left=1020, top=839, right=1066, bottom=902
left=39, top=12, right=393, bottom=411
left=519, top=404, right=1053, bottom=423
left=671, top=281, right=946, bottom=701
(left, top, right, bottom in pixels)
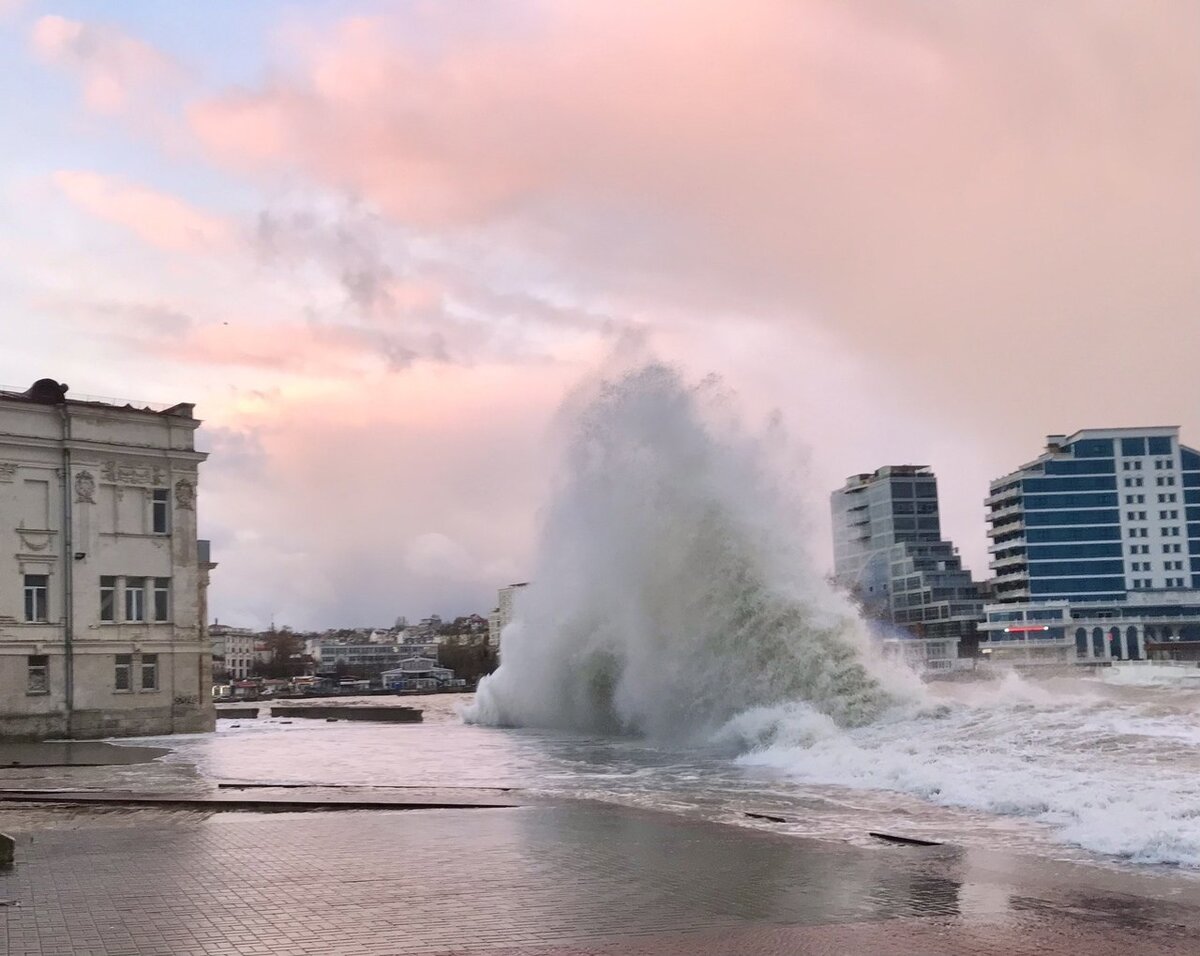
left=467, top=363, right=919, bottom=739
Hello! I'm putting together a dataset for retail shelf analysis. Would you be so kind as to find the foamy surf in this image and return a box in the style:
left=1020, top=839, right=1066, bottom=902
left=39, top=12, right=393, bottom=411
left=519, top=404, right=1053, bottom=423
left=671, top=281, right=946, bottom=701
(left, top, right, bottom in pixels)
left=730, top=677, right=1200, bottom=867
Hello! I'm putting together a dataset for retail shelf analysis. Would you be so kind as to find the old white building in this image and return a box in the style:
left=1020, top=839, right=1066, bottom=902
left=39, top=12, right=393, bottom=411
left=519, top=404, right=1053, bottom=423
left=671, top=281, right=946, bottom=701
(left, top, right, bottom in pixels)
left=0, top=379, right=215, bottom=738
left=209, top=623, right=258, bottom=680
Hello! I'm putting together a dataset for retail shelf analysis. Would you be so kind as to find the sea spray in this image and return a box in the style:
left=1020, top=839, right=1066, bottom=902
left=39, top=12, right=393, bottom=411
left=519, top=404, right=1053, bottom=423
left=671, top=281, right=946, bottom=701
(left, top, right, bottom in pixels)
left=467, top=363, right=921, bottom=740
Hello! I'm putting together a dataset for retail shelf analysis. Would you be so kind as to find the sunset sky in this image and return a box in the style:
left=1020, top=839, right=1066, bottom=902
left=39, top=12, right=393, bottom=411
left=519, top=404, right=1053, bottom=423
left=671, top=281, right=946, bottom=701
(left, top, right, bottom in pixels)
left=1, top=1, right=1197, bottom=628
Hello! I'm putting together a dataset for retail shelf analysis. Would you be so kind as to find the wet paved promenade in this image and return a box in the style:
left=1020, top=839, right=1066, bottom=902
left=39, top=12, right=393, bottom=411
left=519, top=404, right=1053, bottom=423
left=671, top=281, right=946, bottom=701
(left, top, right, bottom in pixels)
left=2, top=801, right=1199, bottom=955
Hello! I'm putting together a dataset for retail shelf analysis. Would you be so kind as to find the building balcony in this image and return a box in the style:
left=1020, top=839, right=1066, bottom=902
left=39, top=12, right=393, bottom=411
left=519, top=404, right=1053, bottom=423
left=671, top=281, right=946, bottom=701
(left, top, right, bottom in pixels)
left=985, top=487, right=1023, bottom=508
left=987, top=519, right=1025, bottom=538
left=989, top=553, right=1027, bottom=572
left=988, top=502, right=1024, bottom=521
left=991, top=569, right=1029, bottom=586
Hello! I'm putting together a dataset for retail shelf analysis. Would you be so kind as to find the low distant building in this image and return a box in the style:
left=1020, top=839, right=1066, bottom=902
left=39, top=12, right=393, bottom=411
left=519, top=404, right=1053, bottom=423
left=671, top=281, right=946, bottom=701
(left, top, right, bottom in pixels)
left=380, top=657, right=460, bottom=692
left=879, top=636, right=961, bottom=674
left=488, top=582, right=529, bottom=650
left=318, top=643, right=411, bottom=673
left=978, top=592, right=1200, bottom=664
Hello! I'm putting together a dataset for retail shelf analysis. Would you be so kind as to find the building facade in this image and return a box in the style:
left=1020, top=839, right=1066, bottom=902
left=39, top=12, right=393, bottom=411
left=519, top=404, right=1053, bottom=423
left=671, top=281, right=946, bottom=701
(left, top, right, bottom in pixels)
left=979, top=427, right=1200, bottom=663
left=831, top=466, right=983, bottom=649
left=487, top=582, right=528, bottom=650
left=318, top=643, right=414, bottom=674
left=987, top=427, right=1200, bottom=603
left=978, top=593, right=1200, bottom=663
left=0, top=379, right=215, bottom=738
left=210, top=623, right=257, bottom=680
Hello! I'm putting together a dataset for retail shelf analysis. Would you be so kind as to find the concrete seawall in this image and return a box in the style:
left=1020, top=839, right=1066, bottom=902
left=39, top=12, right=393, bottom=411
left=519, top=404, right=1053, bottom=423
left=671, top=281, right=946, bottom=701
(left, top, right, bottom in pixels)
left=267, top=705, right=422, bottom=722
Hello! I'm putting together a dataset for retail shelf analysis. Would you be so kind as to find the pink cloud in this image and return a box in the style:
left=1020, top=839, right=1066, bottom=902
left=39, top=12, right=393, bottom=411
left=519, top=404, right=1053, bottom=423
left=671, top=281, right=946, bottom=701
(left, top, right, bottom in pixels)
left=148, top=320, right=397, bottom=375
left=53, top=170, right=231, bottom=252
left=181, top=1, right=1199, bottom=439
left=30, top=14, right=181, bottom=115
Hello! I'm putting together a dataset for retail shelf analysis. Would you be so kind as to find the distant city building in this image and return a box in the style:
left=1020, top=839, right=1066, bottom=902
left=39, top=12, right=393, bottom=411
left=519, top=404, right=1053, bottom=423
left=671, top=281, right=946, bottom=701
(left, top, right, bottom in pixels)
left=210, top=623, right=257, bottom=679
left=488, top=582, right=529, bottom=650
left=987, top=427, right=1200, bottom=603
left=380, top=658, right=460, bottom=692
left=318, top=643, right=416, bottom=673
left=831, top=466, right=983, bottom=651
left=0, top=378, right=214, bottom=738
left=979, top=427, right=1200, bottom=663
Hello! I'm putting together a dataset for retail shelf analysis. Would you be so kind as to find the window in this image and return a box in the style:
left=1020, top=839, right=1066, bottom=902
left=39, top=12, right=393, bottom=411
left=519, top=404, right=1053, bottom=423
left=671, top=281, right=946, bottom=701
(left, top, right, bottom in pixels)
left=125, top=577, right=146, bottom=621
left=100, top=576, right=116, bottom=622
left=115, top=654, right=132, bottom=691
left=152, top=488, right=170, bottom=534
left=27, top=655, right=48, bottom=694
left=23, top=574, right=48, bottom=622
left=1164, top=527, right=1181, bottom=537
left=153, top=578, right=170, bottom=622
left=1121, top=437, right=1147, bottom=456
left=1149, top=437, right=1173, bottom=455
left=140, top=653, right=158, bottom=691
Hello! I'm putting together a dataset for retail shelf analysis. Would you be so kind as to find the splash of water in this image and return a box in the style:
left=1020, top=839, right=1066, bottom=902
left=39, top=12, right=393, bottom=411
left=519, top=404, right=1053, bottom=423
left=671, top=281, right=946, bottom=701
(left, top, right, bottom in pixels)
left=467, top=363, right=920, bottom=740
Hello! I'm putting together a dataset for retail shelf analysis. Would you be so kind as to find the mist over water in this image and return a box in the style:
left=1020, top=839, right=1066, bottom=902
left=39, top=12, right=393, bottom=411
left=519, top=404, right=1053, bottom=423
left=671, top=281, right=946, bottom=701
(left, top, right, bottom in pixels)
left=468, top=362, right=917, bottom=739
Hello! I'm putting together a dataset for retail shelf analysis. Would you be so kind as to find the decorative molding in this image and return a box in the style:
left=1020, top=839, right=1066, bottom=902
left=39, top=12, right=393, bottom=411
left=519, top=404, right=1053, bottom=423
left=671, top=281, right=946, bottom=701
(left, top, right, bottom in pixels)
left=74, top=470, right=96, bottom=503
left=101, top=460, right=165, bottom=487
left=17, top=529, right=54, bottom=552
left=0, top=462, right=16, bottom=482
left=174, top=478, right=195, bottom=510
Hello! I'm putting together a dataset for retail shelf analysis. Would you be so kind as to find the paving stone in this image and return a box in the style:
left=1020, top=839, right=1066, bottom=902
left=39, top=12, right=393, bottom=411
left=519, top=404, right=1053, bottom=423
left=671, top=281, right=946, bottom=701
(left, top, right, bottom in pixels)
left=0, top=804, right=1198, bottom=954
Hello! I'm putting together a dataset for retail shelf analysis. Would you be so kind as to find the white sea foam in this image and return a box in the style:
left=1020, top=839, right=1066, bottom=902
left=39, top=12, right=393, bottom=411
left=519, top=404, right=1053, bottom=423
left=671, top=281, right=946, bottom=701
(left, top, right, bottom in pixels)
left=730, top=679, right=1200, bottom=867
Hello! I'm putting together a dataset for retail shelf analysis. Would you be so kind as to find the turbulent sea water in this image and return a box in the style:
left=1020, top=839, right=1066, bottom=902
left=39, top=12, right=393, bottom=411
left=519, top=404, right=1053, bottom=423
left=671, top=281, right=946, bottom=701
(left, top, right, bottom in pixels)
left=117, top=676, right=1200, bottom=874
left=105, top=363, right=1200, bottom=873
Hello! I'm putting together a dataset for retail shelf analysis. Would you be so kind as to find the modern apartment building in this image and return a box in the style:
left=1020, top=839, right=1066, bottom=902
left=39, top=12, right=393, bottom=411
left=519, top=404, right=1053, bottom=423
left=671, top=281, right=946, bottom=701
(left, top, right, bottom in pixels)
left=831, top=466, right=983, bottom=649
left=979, top=427, right=1200, bottom=663
left=488, top=582, right=529, bottom=651
left=0, top=379, right=215, bottom=738
left=987, top=427, right=1200, bottom=603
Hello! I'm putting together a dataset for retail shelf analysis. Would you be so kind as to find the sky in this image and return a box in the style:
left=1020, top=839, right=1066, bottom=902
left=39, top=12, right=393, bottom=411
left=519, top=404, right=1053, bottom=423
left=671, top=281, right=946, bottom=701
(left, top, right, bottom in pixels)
left=1, top=1, right=1197, bottom=628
